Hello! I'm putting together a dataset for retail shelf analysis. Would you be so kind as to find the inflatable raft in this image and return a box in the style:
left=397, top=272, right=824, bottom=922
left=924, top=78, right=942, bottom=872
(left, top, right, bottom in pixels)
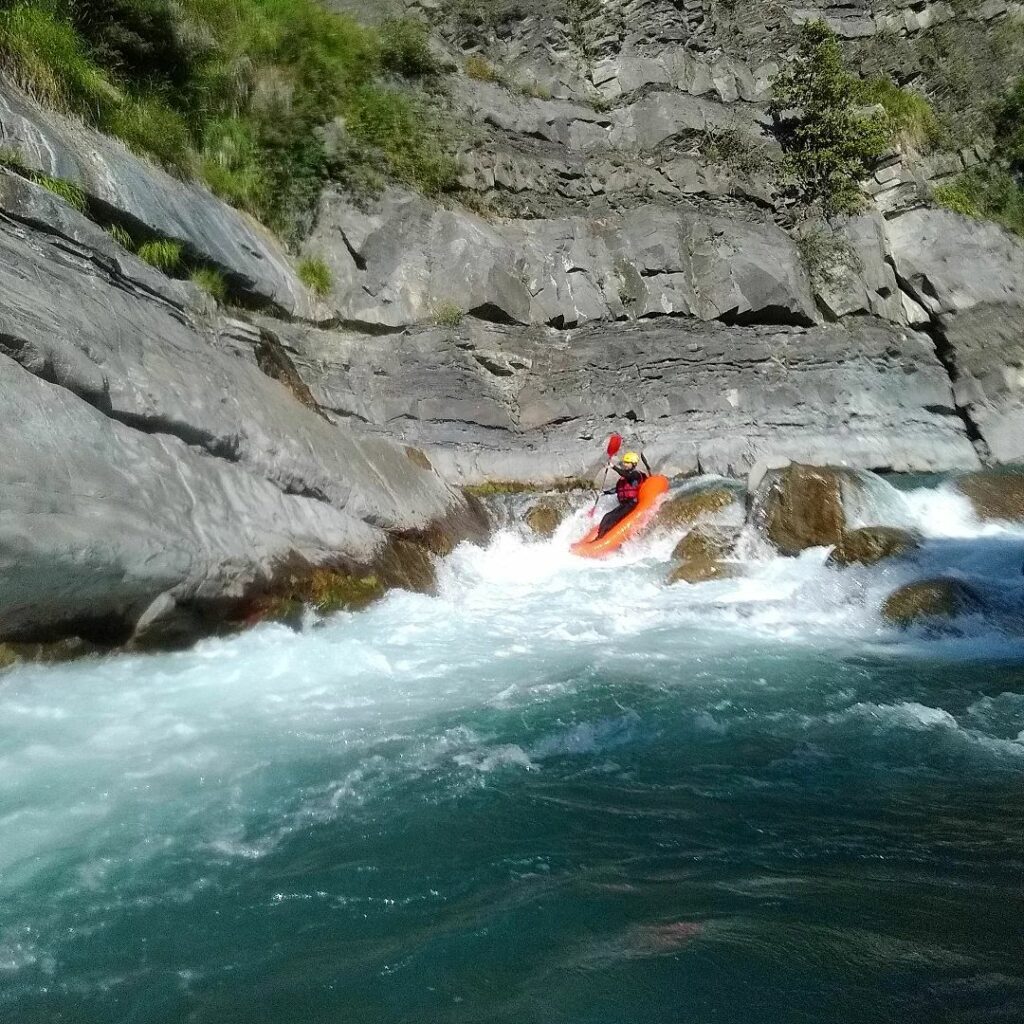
left=571, top=475, right=670, bottom=558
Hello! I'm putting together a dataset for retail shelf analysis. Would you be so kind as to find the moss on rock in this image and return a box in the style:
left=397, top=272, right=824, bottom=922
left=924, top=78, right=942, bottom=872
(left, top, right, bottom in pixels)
left=828, top=526, right=920, bottom=568
left=881, top=578, right=982, bottom=627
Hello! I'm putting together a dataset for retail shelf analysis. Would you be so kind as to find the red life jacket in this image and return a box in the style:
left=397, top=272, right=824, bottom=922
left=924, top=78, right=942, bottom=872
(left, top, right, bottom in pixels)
left=616, top=472, right=644, bottom=503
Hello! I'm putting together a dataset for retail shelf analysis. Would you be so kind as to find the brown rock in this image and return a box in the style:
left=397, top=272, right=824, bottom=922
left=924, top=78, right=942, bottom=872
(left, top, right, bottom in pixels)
left=881, top=578, right=982, bottom=627
left=671, top=524, right=741, bottom=563
left=828, top=526, right=920, bottom=567
left=667, top=557, right=741, bottom=584
left=955, top=470, right=1024, bottom=522
left=0, top=638, right=99, bottom=667
left=524, top=499, right=565, bottom=538
left=656, top=487, right=738, bottom=530
left=752, top=463, right=859, bottom=555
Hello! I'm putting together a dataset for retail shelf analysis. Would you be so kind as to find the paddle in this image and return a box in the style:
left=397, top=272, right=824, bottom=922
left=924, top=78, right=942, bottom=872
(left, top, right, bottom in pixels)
left=587, top=433, right=623, bottom=518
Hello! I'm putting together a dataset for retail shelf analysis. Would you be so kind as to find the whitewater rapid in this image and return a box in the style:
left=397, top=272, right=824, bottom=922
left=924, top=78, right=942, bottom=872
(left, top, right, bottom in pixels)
left=2, top=474, right=1023, bottom=1022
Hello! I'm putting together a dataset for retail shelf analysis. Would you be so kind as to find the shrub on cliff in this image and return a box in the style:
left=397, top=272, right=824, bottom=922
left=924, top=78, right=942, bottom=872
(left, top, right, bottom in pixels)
left=0, top=0, right=456, bottom=242
left=770, top=21, right=888, bottom=216
left=933, top=76, right=1024, bottom=237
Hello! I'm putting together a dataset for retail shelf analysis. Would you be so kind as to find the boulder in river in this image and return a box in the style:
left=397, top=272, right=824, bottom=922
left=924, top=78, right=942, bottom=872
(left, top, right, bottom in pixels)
left=656, top=487, right=739, bottom=531
left=750, top=463, right=863, bottom=555
left=524, top=499, right=566, bottom=538
left=667, top=557, right=741, bottom=585
left=669, top=523, right=743, bottom=584
left=828, top=527, right=921, bottom=568
left=881, top=578, right=983, bottom=627
left=671, top=524, right=741, bottom=563
left=954, top=470, right=1024, bottom=522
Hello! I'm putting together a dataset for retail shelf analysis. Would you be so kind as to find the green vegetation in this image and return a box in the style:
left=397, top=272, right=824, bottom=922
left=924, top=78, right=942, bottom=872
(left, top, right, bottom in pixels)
left=0, top=147, right=89, bottom=212
left=912, top=20, right=1024, bottom=144
left=700, top=124, right=765, bottom=176
left=933, top=74, right=1024, bottom=237
left=190, top=266, right=228, bottom=303
left=34, top=173, right=87, bottom=211
left=137, top=238, right=183, bottom=273
left=107, top=223, right=134, bottom=249
left=795, top=225, right=861, bottom=291
left=432, top=301, right=465, bottom=327
left=465, top=54, right=501, bottom=82
left=934, top=167, right=1024, bottom=236
left=855, top=76, right=941, bottom=152
left=0, top=1, right=457, bottom=242
left=298, top=256, right=333, bottom=298
left=0, top=145, right=29, bottom=173
left=770, top=22, right=888, bottom=215
left=994, top=75, right=1024, bottom=175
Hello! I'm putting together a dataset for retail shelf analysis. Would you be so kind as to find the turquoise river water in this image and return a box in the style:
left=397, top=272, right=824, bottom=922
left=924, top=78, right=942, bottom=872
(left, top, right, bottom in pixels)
left=1, top=476, right=1022, bottom=1023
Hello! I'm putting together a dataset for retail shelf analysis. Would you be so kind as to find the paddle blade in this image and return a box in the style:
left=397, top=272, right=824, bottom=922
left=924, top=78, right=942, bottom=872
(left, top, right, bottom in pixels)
left=606, top=433, right=623, bottom=457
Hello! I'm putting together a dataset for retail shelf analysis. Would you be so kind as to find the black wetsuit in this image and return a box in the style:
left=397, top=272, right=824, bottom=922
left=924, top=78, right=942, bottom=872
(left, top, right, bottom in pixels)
left=598, top=467, right=647, bottom=538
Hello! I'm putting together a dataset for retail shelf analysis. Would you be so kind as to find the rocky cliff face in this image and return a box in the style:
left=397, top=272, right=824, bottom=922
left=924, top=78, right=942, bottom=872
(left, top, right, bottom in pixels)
left=0, top=0, right=1022, bottom=646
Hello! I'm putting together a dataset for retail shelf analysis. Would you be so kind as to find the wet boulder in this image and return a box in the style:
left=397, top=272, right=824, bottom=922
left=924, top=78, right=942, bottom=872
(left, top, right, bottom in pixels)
left=668, top=524, right=743, bottom=584
left=828, top=527, right=920, bottom=568
left=750, top=463, right=863, bottom=555
left=671, top=524, right=741, bottom=563
left=524, top=499, right=566, bottom=538
left=656, top=487, right=739, bottom=531
left=955, top=470, right=1024, bottom=523
left=881, top=578, right=983, bottom=627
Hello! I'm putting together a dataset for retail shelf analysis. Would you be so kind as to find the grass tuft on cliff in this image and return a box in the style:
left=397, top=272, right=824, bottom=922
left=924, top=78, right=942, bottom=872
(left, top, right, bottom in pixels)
left=298, top=256, right=333, bottom=298
left=0, top=0, right=457, bottom=242
left=137, top=238, right=184, bottom=273
left=855, top=77, right=942, bottom=152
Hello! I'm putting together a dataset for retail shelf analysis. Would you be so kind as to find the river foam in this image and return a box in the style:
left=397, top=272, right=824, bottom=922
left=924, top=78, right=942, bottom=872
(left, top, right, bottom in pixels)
left=1, top=474, right=1023, bottom=1023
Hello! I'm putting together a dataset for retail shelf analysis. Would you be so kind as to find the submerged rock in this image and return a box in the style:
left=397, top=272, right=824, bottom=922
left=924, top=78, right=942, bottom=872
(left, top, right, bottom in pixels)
left=656, top=488, right=738, bottom=531
left=667, top=557, right=741, bottom=585
left=524, top=499, right=566, bottom=538
left=881, top=578, right=983, bottom=627
left=955, top=470, right=1024, bottom=522
left=751, top=463, right=859, bottom=555
left=828, top=527, right=921, bottom=567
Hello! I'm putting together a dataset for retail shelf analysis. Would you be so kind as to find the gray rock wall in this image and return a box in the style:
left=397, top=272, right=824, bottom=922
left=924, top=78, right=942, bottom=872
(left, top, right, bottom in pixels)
left=271, top=315, right=980, bottom=482
left=0, top=169, right=467, bottom=643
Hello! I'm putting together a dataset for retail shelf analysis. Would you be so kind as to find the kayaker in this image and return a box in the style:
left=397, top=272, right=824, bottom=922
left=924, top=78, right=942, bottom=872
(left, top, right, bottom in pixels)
left=598, top=452, right=648, bottom=537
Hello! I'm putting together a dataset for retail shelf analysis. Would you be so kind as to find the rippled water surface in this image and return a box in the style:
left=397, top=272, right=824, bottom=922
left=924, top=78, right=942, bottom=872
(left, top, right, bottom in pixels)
left=1, top=478, right=1023, bottom=1023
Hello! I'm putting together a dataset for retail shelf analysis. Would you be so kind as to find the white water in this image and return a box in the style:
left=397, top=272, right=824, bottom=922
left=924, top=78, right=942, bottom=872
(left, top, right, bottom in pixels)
left=2, top=475, right=1024, bottom=1022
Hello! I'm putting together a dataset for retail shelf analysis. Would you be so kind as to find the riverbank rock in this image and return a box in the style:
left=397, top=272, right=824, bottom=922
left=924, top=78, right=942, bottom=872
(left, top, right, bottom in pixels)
left=524, top=499, right=566, bottom=538
left=656, top=488, right=740, bottom=531
left=828, top=527, right=921, bottom=567
left=750, top=464, right=860, bottom=555
left=954, top=470, right=1024, bottom=522
left=881, top=578, right=983, bottom=627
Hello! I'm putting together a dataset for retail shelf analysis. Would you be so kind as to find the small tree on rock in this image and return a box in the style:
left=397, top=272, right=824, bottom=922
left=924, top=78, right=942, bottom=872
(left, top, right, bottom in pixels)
left=770, top=21, right=888, bottom=216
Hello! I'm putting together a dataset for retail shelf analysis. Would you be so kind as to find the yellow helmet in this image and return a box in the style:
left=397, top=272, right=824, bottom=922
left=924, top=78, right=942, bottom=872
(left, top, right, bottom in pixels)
left=622, top=452, right=640, bottom=466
